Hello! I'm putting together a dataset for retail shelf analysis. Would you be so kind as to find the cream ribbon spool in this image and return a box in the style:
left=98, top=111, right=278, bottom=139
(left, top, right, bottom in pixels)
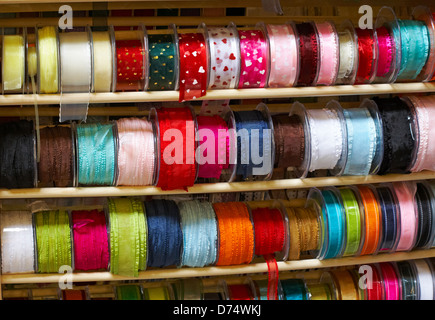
left=2, top=35, right=25, bottom=92
left=92, top=31, right=113, bottom=92
left=0, top=211, right=35, bottom=274
left=59, top=31, right=92, bottom=122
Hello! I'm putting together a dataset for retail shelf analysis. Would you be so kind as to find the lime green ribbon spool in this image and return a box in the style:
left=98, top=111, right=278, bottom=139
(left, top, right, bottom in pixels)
left=34, top=210, right=72, bottom=273
left=108, top=198, right=147, bottom=277
left=116, top=285, right=143, bottom=300
left=143, top=286, right=171, bottom=300
left=339, top=188, right=362, bottom=256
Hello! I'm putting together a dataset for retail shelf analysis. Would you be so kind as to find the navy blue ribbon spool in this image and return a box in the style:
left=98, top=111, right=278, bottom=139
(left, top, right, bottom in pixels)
left=145, top=199, right=183, bottom=268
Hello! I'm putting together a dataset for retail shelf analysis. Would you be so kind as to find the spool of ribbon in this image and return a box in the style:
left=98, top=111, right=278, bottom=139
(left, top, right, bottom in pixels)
left=354, top=28, right=376, bottom=84
left=285, top=206, right=301, bottom=260
left=2, top=34, right=25, bottom=92
left=34, top=210, right=72, bottom=273
left=375, top=185, right=400, bottom=253
left=394, top=20, right=430, bottom=81
left=72, top=209, right=109, bottom=271
left=226, top=283, right=255, bottom=300
left=322, top=188, right=345, bottom=259
left=374, top=97, right=416, bottom=175
left=92, top=31, right=113, bottom=92
left=295, top=22, right=319, bottom=86
left=280, top=279, right=309, bottom=300
left=378, top=262, right=400, bottom=300
left=143, top=286, right=171, bottom=300
left=342, top=107, right=378, bottom=176
left=412, top=259, right=434, bottom=300
left=154, top=106, right=196, bottom=190
left=252, top=279, right=274, bottom=300
left=0, top=211, right=35, bottom=274
left=237, top=29, right=268, bottom=88
left=272, top=114, right=305, bottom=169
left=338, top=187, right=362, bottom=256
left=116, top=285, right=143, bottom=300
left=329, top=269, right=359, bottom=300
left=396, top=261, right=418, bottom=300
left=145, top=199, right=182, bottom=268
left=365, top=264, right=384, bottom=300
left=314, top=21, right=339, bottom=86
left=307, top=283, right=333, bottom=300
left=266, top=23, right=299, bottom=87
left=59, top=30, right=92, bottom=122
left=308, top=187, right=345, bottom=260
left=407, top=96, right=435, bottom=172
left=116, top=117, right=155, bottom=186
left=37, top=26, right=59, bottom=93
left=234, top=109, right=272, bottom=180
left=178, top=32, right=208, bottom=102
left=147, top=32, right=178, bottom=91
left=0, top=120, right=36, bottom=189
left=414, top=182, right=435, bottom=249
left=285, top=203, right=319, bottom=260
left=175, top=278, right=203, bottom=300
left=336, top=26, right=357, bottom=84
left=305, top=105, right=345, bottom=173
left=356, top=185, right=381, bottom=255
left=178, top=200, right=218, bottom=267
left=196, top=115, right=230, bottom=179
left=37, top=126, right=74, bottom=187
left=251, top=206, right=286, bottom=300
left=115, top=36, right=146, bottom=91
left=108, top=197, right=147, bottom=277
left=213, top=202, right=254, bottom=266
left=76, top=122, right=116, bottom=186
left=392, top=181, right=418, bottom=252
left=376, top=26, right=394, bottom=78
left=62, top=290, right=88, bottom=300
left=205, top=25, right=240, bottom=89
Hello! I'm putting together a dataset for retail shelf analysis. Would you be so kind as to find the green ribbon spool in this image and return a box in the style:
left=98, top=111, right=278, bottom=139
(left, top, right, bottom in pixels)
left=34, top=210, right=72, bottom=273
left=108, top=198, right=147, bottom=277
left=116, top=285, right=143, bottom=300
left=143, top=286, right=171, bottom=300
left=339, top=188, right=362, bottom=256
left=147, top=34, right=177, bottom=91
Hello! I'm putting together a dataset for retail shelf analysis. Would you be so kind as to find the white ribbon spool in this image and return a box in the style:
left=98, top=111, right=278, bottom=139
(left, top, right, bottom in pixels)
left=0, top=211, right=35, bottom=274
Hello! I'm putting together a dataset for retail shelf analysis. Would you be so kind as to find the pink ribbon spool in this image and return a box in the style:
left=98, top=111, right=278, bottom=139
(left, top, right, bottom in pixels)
left=314, top=21, right=339, bottom=85
left=378, top=262, right=400, bottom=300
left=238, top=29, right=269, bottom=88
left=197, top=115, right=230, bottom=179
left=392, top=181, right=418, bottom=252
left=266, top=24, right=299, bottom=88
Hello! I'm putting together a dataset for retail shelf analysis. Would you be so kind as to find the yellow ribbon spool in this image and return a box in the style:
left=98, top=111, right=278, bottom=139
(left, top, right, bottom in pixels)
left=2, top=35, right=25, bottom=92
left=37, top=26, right=59, bottom=93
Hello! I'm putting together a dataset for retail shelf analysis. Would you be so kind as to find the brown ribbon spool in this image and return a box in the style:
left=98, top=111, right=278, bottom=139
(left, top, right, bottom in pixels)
left=37, top=126, right=74, bottom=187
left=286, top=206, right=320, bottom=260
left=272, top=114, right=305, bottom=169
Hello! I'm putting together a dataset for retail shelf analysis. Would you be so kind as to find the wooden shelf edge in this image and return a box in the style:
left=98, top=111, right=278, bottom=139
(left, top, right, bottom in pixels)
left=3, top=248, right=435, bottom=285
left=1, top=83, right=435, bottom=106
left=0, top=171, right=434, bottom=199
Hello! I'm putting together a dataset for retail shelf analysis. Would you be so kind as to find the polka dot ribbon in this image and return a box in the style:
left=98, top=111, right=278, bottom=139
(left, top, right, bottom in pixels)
left=238, top=29, right=268, bottom=88
left=178, top=33, right=208, bottom=102
left=115, top=39, right=145, bottom=91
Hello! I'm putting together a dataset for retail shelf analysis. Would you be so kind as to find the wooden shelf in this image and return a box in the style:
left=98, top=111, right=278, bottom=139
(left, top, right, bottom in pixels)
left=0, top=171, right=433, bottom=199
left=3, top=248, right=435, bottom=285
left=2, top=83, right=435, bottom=106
